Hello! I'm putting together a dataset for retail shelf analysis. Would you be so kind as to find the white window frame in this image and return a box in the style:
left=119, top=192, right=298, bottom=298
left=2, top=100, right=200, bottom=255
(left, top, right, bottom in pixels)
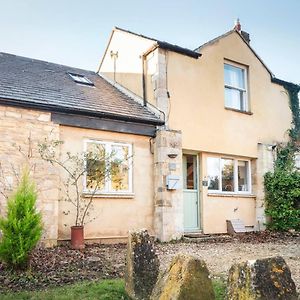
left=224, top=62, right=248, bottom=112
left=83, top=139, right=133, bottom=195
left=207, top=157, right=252, bottom=194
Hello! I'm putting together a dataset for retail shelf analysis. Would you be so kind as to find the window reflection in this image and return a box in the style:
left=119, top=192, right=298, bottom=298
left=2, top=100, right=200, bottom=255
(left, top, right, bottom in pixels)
left=221, top=159, right=234, bottom=192
left=183, top=155, right=197, bottom=190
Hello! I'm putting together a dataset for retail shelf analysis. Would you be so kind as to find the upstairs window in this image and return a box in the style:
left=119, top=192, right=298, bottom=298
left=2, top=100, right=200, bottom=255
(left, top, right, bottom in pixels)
left=224, top=63, right=248, bottom=111
left=68, top=73, right=94, bottom=86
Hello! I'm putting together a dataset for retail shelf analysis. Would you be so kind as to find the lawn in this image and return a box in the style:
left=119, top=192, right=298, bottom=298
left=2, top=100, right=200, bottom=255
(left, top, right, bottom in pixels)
left=0, top=278, right=226, bottom=300
left=0, top=279, right=130, bottom=300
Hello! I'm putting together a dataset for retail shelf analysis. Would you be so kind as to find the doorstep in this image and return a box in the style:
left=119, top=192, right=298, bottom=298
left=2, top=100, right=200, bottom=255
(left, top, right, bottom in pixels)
left=183, top=232, right=233, bottom=243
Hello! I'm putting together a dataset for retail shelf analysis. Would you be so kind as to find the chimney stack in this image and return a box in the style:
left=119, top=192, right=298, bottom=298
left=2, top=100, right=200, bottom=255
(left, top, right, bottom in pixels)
left=233, top=18, right=251, bottom=43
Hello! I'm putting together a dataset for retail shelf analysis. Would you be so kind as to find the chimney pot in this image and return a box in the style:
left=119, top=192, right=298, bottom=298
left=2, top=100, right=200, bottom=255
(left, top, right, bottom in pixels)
left=234, top=18, right=241, bottom=32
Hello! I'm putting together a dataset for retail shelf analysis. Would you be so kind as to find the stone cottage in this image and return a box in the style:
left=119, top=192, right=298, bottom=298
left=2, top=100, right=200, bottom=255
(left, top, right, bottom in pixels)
left=0, top=22, right=298, bottom=245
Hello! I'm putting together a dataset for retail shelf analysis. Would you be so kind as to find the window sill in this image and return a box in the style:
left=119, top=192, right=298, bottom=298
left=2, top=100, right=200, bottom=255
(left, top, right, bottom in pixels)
left=207, top=193, right=256, bottom=198
left=82, top=192, right=135, bottom=199
left=225, top=107, right=253, bottom=115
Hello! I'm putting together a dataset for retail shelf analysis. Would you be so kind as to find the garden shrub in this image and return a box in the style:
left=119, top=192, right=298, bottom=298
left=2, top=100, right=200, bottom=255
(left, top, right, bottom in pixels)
left=264, top=82, right=300, bottom=231
left=0, top=169, right=43, bottom=269
left=264, top=144, right=300, bottom=231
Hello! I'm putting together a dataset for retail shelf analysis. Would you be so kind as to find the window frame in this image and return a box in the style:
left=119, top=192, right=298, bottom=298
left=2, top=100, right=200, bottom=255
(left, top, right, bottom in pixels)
left=68, top=72, right=94, bottom=86
left=207, top=156, right=252, bottom=195
left=83, top=139, right=133, bottom=195
left=224, top=62, right=249, bottom=112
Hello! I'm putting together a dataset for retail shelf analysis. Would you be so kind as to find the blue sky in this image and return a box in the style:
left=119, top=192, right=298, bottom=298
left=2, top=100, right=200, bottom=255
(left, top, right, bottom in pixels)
left=1, top=0, right=299, bottom=83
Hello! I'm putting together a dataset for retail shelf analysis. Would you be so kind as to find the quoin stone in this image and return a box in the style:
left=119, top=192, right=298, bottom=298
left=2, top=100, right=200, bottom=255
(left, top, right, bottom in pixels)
left=151, top=254, right=215, bottom=300
left=227, top=256, right=297, bottom=300
left=125, top=229, right=159, bottom=300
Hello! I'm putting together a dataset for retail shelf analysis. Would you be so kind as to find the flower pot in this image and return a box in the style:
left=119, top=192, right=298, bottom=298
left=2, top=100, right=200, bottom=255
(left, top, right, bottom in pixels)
left=71, top=225, right=85, bottom=249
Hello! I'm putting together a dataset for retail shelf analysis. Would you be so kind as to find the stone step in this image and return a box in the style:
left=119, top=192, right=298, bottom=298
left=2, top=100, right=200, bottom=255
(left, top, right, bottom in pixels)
left=183, top=232, right=203, bottom=238
left=183, top=233, right=233, bottom=243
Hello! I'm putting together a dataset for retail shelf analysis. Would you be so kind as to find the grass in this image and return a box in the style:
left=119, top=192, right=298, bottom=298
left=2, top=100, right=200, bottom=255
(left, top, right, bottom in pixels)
left=0, top=279, right=130, bottom=300
left=0, top=278, right=227, bottom=300
left=212, top=278, right=227, bottom=300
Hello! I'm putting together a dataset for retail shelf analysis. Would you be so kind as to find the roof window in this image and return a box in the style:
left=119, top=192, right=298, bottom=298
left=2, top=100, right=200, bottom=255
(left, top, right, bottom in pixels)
left=68, top=73, right=94, bottom=86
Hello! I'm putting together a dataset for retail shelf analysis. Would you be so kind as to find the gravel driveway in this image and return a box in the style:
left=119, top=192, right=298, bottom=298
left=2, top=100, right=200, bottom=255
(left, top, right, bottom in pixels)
left=157, top=240, right=300, bottom=292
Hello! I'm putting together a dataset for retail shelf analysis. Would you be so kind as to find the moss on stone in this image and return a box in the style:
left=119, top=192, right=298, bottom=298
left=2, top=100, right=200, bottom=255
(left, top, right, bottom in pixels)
left=151, top=254, right=215, bottom=300
left=227, top=257, right=297, bottom=300
left=125, top=230, right=159, bottom=300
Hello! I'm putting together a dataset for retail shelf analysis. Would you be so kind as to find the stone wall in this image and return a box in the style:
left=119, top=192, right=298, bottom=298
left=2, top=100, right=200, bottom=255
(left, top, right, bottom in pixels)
left=0, top=105, right=60, bottom=246
left=153, top=129, right=183, bottom=241
left=254, top=143, right=275, bottom=230
left=153, top=49, right=170, bottom=128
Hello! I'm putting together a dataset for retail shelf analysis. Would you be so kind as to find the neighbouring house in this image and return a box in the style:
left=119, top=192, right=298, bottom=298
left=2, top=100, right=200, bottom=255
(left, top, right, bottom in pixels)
left=0, top=22, right=298, bottom=246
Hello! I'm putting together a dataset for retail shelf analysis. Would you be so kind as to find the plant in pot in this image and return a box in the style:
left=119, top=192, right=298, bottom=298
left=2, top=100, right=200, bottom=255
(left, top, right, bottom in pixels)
left=38, top=138, right=114, bottom=249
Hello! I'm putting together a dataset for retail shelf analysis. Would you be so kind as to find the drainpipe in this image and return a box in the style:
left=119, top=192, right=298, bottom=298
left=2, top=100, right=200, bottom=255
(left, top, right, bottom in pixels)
left=110, top=50, right=118, bottom=82
left=142, top=55, right=147, bottom=106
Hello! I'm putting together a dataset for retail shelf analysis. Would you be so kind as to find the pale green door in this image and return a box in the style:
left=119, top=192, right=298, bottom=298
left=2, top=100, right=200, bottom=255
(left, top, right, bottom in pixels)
left=183, top=154, right=199, bottom=231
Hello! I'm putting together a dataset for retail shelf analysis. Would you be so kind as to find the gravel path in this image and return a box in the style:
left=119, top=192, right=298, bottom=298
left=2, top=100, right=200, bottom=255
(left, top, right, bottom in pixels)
left=157, top=240, right=300, bottom=292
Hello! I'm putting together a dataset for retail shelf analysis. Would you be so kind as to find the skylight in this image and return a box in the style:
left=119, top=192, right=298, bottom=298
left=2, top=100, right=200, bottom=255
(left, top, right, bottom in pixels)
left=68, top=73, right=94, bottom=86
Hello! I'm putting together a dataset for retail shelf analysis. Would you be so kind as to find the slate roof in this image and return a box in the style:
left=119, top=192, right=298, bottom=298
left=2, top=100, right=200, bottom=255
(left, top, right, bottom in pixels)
left=0, top=52, right=163, bottom=125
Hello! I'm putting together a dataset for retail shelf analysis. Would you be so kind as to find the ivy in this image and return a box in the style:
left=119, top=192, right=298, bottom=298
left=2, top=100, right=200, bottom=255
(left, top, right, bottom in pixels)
left=264, top=80, right=300, bottom=231
left=264, top=144, right=300, bottom=231
left=285, top=84, right=300, bottom=141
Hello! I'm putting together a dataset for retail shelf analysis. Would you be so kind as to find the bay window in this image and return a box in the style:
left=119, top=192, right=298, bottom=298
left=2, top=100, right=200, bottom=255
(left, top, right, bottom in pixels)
left=84, top=140, right=132, bottom=194
left=207, top=157, right=251, bottom=193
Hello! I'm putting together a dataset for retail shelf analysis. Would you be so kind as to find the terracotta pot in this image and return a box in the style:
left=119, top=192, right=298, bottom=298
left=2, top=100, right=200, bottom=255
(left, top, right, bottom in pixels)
left=71, top=226, right=85, bottom=249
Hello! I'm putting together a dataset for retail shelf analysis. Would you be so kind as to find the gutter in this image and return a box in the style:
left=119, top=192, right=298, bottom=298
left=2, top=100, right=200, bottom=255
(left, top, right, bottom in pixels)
left=271, top=77, right=300, bottom=91
left=0, top=96, right=165, bottom=126
left=156, top=41, right=201, bottom=59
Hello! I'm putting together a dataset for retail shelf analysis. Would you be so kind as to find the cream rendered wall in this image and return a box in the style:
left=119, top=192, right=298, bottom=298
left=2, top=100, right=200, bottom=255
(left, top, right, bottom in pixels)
left=163, top=32, right=292, bottom=233
left=100, top=30, right=157, bottom=100
left=166, top=32, right=292, bottom=158
left=58, top=126, right=154, bottom=241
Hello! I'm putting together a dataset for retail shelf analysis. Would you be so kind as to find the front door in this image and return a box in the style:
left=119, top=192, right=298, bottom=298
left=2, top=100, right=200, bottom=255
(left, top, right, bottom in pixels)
left=183, top=154, right=200, bottom=231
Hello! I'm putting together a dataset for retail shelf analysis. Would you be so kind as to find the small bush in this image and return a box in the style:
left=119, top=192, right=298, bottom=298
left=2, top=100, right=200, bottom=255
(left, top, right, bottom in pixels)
left=0, top=169, right=43, bottom=269
left=264, top=170, right=300, bottom=231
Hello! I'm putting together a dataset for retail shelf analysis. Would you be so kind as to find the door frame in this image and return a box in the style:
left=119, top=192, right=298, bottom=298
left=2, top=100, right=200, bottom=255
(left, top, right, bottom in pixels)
left=183, top=152, right=201, bottom=232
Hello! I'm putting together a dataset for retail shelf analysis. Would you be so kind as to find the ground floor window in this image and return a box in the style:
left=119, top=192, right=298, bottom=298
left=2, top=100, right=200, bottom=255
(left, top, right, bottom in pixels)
left=84, top=140, right=132, bottom=194
left=207, top=157, right=251, bottom=193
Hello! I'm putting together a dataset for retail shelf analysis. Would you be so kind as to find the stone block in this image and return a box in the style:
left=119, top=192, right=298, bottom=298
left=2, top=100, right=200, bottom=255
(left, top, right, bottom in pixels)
left=38, top=113, right=51, bottom=122
left=5, top=110, right=21, bottom=118
left=227, top=256, right=297, bottom=300
left=151, top=254, right=215, bottom=300
left=125, top=229, right=159, bottom=300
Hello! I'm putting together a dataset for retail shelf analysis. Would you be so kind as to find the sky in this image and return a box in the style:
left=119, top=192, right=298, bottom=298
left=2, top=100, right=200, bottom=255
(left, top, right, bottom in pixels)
left=0, top=0, right=299, bottom=83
